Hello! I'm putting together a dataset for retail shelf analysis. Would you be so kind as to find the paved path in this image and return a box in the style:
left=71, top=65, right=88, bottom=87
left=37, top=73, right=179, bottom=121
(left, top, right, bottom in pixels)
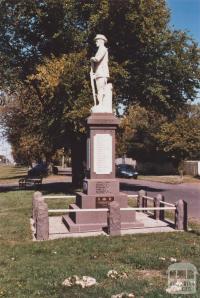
left=31, top=213, right=176, bottom=240
left=120, top=179, right=200, bottom=219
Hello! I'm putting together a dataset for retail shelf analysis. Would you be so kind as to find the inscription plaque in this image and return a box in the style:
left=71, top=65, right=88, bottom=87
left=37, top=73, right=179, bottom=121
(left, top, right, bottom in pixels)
left=94, top=134, right=112, bottom=174
left=96, top=182, right=112, bottom=194
left=96, top=197, right=114, bottom=208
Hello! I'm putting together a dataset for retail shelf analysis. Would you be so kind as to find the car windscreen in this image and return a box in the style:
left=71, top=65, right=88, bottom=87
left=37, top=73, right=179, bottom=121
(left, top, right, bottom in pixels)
left=118, top=165, right=135, bottom=171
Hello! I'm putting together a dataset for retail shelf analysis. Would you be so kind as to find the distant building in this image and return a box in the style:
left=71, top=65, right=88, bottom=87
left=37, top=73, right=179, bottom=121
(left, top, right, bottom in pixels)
left=115, top=157, right=136, bottom=167
left=0, top=154, right=10, bottom=164
left=183, top=161, right=200, bottom=177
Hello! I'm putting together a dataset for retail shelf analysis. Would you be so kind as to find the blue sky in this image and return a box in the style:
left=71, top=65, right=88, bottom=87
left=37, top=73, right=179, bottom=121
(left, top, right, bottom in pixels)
left=166, top=0, right=200, bottom=104
left=0, top=1, right=200, bottom=160
left=167, top=0, right=200, bottom=44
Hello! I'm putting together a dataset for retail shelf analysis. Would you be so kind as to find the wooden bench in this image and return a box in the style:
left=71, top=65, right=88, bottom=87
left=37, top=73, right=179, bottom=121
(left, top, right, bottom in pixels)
left=19, top=177, right=43, bottom=189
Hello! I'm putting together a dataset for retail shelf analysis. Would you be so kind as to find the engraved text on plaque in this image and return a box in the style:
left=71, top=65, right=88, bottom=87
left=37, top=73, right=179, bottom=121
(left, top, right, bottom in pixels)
left=93, top=134, right=112, bottom=174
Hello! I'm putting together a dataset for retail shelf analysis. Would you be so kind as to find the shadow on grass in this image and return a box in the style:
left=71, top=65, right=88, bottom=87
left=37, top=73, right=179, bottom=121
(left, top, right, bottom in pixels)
left=189, top=229, right=200, bottom=237
left=0, top=175, right=27, bottom=180
left=1, top=180, right=165, bottom=194
left=120, top=182, right=164, bottom=193
left=0, top=181, right=77, bottom=194
left=40, top=182, right=75, bottom=194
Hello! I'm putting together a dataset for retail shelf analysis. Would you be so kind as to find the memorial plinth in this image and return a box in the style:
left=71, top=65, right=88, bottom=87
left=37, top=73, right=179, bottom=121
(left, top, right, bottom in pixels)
left=62, top=113, right=143, bottom=232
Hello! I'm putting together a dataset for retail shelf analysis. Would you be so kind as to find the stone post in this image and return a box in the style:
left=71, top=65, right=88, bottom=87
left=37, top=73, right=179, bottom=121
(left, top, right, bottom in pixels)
left=138, top=190, right=147, bottom=212
left=108, top=201, right=121, bottom=236
left=32, top=191, right=44, bottom=225
left=143, top=196, right=148, bottom=213
left=175, top=200, right=187, bottom=231
left=154, top=194, right=165, bottom=220
left=35, top=201, right=49, bottom=240
left=159, top=195, right=165, bottom=221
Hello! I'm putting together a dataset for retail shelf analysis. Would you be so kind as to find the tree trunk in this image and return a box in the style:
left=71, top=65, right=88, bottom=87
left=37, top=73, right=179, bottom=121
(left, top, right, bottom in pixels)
left=71, top=135, right=86, bottom=188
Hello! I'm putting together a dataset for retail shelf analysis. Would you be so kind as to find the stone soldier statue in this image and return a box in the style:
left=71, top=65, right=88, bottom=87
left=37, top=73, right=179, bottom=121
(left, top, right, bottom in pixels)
left=90, top=34, right=112, bottom=113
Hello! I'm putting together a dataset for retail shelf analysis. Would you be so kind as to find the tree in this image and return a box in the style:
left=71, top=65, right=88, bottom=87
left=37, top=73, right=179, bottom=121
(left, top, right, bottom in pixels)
left=27, top=51, right=91, bottom=183
left=0, top=88, right=54, bottom=166
left=1, top=1, right=199, bottom=112
left=0, top=0, right=199, bottom=185
left=117, top=104, right=167, bottom=162
left=156, top=104, right=200, bottom=165
left=118, top=103, right=200, bottom=169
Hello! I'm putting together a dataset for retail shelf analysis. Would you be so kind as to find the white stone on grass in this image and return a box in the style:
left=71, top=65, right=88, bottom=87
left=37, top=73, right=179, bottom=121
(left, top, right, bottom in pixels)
left=62, top=278, right=72, bottom=287
left=62, top=275, right=97, bottom=288
left=170, top=257, right=177, bottom=262
left=111, top=292, right=135, bottom=298
left=107, top=270, right=118, bottom=279
left=107, top=270, right=128, bottom=279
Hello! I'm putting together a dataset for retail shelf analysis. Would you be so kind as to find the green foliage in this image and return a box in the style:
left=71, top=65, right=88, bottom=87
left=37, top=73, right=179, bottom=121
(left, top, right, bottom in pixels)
left=0, top=0, right=199, bottom=166
left=1, top=90, right=54, bottom=164
left=156, top=104, right=200, bottom=163
left=117, top=103, right=200, bottom=165
left=117, top=104, right=167, bottom=162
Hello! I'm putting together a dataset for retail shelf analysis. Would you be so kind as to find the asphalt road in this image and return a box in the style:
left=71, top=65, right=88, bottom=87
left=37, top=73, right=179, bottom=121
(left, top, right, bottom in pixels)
left=120, top=179, right=200, bottom=219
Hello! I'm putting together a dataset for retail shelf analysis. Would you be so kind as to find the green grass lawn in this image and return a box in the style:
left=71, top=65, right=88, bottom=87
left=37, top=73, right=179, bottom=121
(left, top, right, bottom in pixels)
left=0, top=165, right=28, bottom=183
left=0, top=189, right=200, bottom=297
left=138, top=175, right=200, bottom=184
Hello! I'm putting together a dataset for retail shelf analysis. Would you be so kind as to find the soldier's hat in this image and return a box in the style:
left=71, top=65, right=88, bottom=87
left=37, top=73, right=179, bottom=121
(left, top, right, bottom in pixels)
left=94, top=34, right=108, bottom=43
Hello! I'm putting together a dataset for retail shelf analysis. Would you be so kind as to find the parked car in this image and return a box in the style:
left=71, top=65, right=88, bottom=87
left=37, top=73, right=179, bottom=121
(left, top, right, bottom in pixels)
left=116, top=164, right=138, bottom=179
left=52, top=166, right=72, bottom=175
left=28, top=163, right=48, bottom=177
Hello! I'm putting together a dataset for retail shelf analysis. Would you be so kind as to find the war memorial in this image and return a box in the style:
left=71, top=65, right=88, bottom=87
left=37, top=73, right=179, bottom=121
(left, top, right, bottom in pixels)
left=62, top=34, right=143, bottom=232
left=32, top=34, right=187, bottom=240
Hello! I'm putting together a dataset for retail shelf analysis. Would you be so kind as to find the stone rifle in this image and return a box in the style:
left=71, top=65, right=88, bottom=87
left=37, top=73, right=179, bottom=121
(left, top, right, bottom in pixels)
left=90, top=64, right=97, bottom=106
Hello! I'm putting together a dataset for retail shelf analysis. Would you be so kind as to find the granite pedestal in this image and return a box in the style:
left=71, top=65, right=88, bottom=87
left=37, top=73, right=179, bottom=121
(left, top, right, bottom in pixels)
left=62, top=113, right=143, bottom=232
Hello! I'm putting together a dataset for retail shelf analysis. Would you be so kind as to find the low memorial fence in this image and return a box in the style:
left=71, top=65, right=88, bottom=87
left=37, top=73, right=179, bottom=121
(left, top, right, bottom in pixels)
left=32, top=190, right=187, bottom=240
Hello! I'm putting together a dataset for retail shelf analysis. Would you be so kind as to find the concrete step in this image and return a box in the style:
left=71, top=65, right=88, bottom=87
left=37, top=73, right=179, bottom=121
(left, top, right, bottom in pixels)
left=69, top=203, right=138, bottom=222
left=121, top=221, right=144, bottom=229
left=68, top=203, right=107, bottom=225
left=62, top=215, right=104, bottom=233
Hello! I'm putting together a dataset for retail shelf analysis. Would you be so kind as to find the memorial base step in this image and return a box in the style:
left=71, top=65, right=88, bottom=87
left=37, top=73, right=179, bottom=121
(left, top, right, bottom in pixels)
left=62, top=215, right=104, bottom=233
left=62, top=213, right=144, bottom=233
left=68, top=203, right=138, bottom=224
